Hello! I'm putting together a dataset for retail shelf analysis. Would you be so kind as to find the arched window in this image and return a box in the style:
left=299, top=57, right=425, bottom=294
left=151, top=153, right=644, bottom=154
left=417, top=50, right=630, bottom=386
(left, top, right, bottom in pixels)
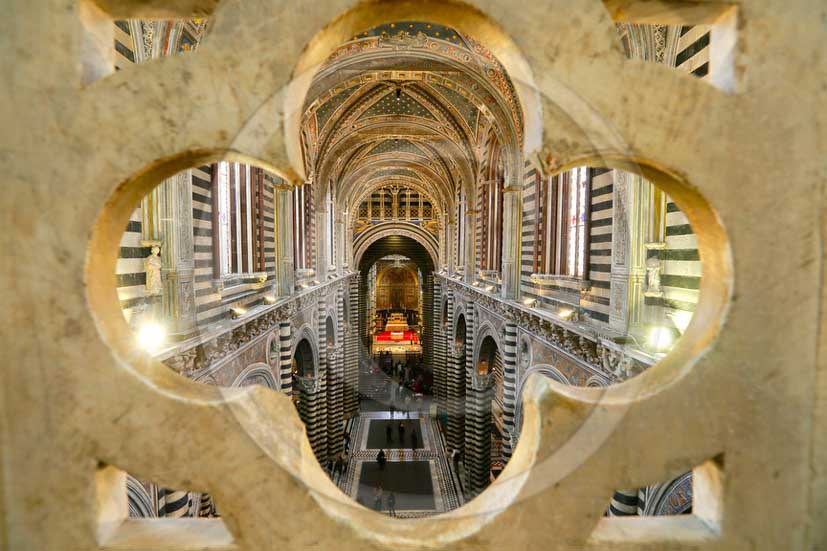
left=292, top=182, right=314, bottom=271
left=535, top=166, right=592, bottom=278
left=213, top=161, right=266, bottom=276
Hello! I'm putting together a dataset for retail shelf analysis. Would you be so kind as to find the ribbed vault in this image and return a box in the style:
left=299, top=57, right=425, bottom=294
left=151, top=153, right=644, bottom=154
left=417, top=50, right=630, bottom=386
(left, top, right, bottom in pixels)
left=301, top=20, right=526, bottom=268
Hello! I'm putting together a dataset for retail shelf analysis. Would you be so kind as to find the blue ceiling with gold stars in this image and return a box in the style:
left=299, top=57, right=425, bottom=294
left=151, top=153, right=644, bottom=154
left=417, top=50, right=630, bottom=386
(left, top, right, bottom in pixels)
left=351, top=21, right=470, bottom=49
left=362, top=90, right=436, bottom=120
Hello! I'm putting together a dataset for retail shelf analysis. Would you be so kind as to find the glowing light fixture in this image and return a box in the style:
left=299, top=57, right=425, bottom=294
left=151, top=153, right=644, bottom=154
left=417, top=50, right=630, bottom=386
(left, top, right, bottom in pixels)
left=670, top=310, right=692, bottom=334
left=231, top=307, right=247, bottom=319
left=471, top=280, right=480, bottom=287
left=485, top=285, right=495, bottom=292
left=648, top=326, right=675, bottom=353
left=264, top=295, right=276, bottom=304
left=558, top=308, right=574, bottom=320
left=523, top=298, right=536, bottom=307
left=136, top=322, right=166, bottom=353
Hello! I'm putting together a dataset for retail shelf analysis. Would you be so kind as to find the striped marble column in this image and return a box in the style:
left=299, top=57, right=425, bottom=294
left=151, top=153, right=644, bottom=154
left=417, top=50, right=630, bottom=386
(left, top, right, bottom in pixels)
left=445, top=292, right=466, bottom=454
left=465, top=377, right=493, bottom=498
left=501, top=322, right=518, bottom=464
left=422, top=273, right=434, bottom=370
left=432, top=280, right=446, bottom=415
left=316, top=300, right=329, bottom=462
left=358, top=277, right=369, bottom=348
left=298, top=375, right=324, bottom=460
left=326, top=286, right=345, bottom=459
left=158, top=489, right=191, bottom=518
left=344, top=276, right=360, bottom=417
left=609, top=489, right=639, bottom=516
left=278, top=321, right=292, bottom=396
left=462, top=308, right=490, bottom=496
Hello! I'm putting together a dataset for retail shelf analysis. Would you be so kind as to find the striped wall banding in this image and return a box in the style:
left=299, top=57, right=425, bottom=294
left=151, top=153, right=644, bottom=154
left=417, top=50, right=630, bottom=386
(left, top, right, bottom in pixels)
left=500, top=322, right=518, bottom=464
left=316, top=300, right=330, bottom=462
left=461, top=308, right=494, bottom=497
left=445, top=292, right=466, bottom=454
left=433, top=281, right=447, bottom=415
left=343, top=278, right=360, bottom=417
left=422, top=274, right=434, bottom=370
left=326, top=287, right=345, bottom=460
left=609, top=489, right=639, bottom=516
left=279, top=321, right=292, bottom=396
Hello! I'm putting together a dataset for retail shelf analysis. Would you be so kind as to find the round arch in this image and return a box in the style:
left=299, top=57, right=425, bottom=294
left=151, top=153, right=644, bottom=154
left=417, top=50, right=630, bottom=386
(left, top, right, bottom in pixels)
left=455, top=312, right=468, bottom=345
left=292, top=338, right=317, bottom=379
left=291, top=325, right=320, bottom=376
left=473, top=321, right=503, bottom=370
left=232, top=363, right=279, bottom=390
left=325, top=315, right=336, bottom=347
left=353, top=225, right=439, bottom=270
left=127, top=476, right=157, bottom=519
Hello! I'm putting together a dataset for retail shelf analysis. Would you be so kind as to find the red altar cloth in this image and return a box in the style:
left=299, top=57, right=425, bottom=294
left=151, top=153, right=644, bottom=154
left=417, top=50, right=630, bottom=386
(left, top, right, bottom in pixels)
left=374, top=331, right=419, bottom=343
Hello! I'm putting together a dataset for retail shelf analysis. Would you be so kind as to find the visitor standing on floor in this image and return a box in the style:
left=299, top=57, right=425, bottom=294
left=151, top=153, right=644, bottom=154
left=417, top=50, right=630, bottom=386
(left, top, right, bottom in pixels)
left=377, top=449, right=386, bottom=470
left=398, top=421, right=405, bottom=443
left=387, top=491, right=397, bottom=517
left=410, top=428, right=418, bottom=449
left=386, top=424, right=393, bottom=444
left=373, top=485, right=383, bottom=511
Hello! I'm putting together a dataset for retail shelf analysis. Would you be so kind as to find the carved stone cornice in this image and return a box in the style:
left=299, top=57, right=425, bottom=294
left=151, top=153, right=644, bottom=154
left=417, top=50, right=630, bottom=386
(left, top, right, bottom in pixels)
left=471, top=372, right=494, bottom=391
left=437, top=274, right=651, bottom=380
left=297, top=376, right=320, bottom=393
left=160, top=274, right=357, bottom=377
left=451, top=343, right=466, bottom=360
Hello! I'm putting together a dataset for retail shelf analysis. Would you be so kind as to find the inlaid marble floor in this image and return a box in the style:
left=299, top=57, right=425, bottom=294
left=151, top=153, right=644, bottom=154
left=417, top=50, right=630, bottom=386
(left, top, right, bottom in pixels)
left=336, top=411, right=464, bottom=517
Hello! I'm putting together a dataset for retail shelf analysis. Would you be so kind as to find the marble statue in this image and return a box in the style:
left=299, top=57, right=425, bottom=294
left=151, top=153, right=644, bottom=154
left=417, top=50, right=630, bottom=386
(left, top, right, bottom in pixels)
left=646, top=256, right=662, bottom=293
left=144, top=245, right=163, bottom=296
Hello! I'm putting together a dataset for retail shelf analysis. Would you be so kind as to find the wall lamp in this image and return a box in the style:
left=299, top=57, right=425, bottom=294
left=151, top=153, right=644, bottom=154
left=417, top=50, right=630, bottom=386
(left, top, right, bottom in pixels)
left=136, top=322, right=166, bottom=353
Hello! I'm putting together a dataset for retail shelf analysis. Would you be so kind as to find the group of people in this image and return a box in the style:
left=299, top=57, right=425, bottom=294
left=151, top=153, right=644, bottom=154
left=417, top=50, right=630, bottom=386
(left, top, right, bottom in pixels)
left=384, top=421, right=418, bottom=448
left=370, top=485, right=397, bottom=516
left=328, top=430, right=352, bottom=478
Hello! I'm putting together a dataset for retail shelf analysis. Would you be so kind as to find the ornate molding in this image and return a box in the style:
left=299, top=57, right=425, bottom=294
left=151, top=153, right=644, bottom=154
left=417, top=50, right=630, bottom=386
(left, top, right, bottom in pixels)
left=161, top=275, right=356, bottom=376
left=438, top=274, right=651, bottom=380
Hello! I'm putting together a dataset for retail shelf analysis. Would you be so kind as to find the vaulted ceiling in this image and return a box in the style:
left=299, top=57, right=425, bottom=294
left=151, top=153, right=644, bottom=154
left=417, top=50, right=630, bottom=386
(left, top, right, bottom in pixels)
left=300, top=21, right=525, bottom=225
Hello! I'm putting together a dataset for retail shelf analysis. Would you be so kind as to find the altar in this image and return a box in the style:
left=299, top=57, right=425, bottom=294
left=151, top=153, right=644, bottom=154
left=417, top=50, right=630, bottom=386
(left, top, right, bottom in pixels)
left=384, top=312, right=409, bottom=332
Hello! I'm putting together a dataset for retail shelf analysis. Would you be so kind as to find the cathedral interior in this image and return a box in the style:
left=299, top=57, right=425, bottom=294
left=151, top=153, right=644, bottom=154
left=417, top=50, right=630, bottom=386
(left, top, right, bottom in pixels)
left=2, top=1, right=825, bottom=550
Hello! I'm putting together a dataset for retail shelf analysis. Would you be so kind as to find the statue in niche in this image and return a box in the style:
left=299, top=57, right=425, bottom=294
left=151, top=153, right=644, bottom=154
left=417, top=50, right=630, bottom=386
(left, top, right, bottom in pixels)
left=645, top=256, right=662, bottom=295
left=144, top=244, right=163, bottom=296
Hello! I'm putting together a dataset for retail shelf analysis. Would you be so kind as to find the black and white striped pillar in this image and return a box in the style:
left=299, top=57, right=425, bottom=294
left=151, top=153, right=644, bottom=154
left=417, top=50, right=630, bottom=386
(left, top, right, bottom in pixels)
left=465, top=378, right=493, bottom=498
left=501, top=322, right=518, bottom=464
left=433, top=279, right=446, bottom=415
left=158, top=489, right=191, bottom=518
left=279, top=321, right=292, bottom=396
left=344, top=276, right=360, bottom=417
left=316, top=300, right=330, bottom=462
left=463, top=308, right=492, bottom=496
left=326, top=286, right=345, bottom=459
left=609, top=489, right=639, bottom=516
left=445, top=291, right=465, bottom=454
left=422, top=273, right=434, bottom=370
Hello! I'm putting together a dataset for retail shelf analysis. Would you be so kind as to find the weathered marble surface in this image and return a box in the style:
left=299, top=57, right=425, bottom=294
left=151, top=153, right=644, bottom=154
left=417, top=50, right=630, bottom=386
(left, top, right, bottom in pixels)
left=1, top=0, right=825, bottom=550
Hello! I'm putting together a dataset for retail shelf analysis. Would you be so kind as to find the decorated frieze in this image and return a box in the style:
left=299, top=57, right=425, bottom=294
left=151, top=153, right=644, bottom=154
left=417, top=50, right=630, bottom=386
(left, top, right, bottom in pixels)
left=160, top=275, right=355, bottom=377
left=438, top=274, right=650, bottom=381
